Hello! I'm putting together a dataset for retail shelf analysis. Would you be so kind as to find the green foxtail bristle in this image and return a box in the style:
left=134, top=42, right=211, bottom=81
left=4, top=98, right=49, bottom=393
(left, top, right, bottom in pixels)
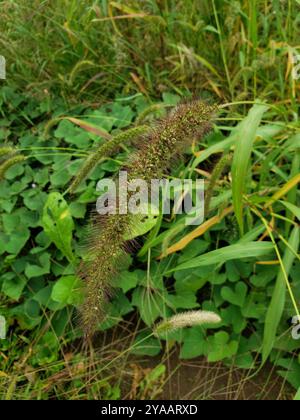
left=153, top=310, right=221, bottom=336
left=68, top=125, right=148, bottom=194
left=0, top=146, right=15, bottom=158
left=0, top=155, right=26, bottom=180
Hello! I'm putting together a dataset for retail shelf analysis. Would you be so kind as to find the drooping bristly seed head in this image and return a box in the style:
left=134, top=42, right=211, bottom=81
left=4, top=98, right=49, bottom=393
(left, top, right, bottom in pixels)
left=68, top=125, right=149, bottom=194
left=78, top=100, right=216, bottom=339
left=0, top=146, right=15, bottom=157
left=154, top=310, right=221, bottom=336
left=129, top=101, right=216, bottom=180
left=0, top=155, right=26, bottom=180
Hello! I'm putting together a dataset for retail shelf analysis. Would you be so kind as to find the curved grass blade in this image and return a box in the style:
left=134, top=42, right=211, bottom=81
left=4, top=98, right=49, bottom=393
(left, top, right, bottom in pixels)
left=262, top=226, right=300, bottom=364
left=168, top=241, right=274, bottom=273
left=231, top=103, right=268, bottom=235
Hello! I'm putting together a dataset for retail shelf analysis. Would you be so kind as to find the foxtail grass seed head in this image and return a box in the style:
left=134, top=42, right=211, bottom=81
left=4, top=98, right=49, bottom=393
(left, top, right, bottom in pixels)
left=129, top=101, right=216, bottom=180
left=78, top=100, right=216, bottom=338
left=0, top=155, right=26, bottom=180
left=154, top=310, right=221, bottom=336
left=68, top=125, right=148, bottom=194
left=0, top=146, right=15, bottom=157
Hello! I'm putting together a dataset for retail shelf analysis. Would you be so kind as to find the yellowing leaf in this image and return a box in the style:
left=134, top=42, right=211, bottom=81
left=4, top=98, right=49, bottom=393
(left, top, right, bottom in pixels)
left=67, top=117, right=111, bottom=140
left=159, top=206, right=233, bottom=258
left=59, top=209, right=70, bottom=220
left=265, top=173, right=300, bottom=208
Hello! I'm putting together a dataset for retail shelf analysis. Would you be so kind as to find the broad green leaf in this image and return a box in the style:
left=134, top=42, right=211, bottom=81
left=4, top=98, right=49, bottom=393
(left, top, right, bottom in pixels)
left=99, top=291, right=133, bottom=330
left=262, top=226, right=300, bottom=363
left=124, top=206, right=159, bottom=241
left=167, top=291, right=199, bottom=309
left=4, top=162, right=24, bottom=180
left=42, top=192, right=75, bottom=263
left=175, top=268, right=210, bottom=291
left=250, top=265, right=276, bottom=287
left=2, top=273, right=27, bottom=300
left=4, top=228, right=30, bottom=255
left=110, top=103, right=135, bottom=128
left=180, top=327, right=207, bottom=359
left=231, top=103, right=268, bottom=235
left=207, top=331, right=238, bottom=362
left=162, top=92, right=181, bottom=106
left=54, top=119, right=91, bottom=148
left=242, top=293, right=266, bottom=319
left=221, top=306, right=246, bottom=334
left=69, top=202, right=86, bottom=219
left=10, top=301, right=41, bottom=330
left=116, top=271, right=139, bottom=293
left=234, top=336, right=255, bottom=369
left=51, top=275, right=84, bottom=306
left=221, top=282, right=248, bottom=307
left=169, top=242, right=274, bottom=272
left=25, top=253, right=51, bottom=279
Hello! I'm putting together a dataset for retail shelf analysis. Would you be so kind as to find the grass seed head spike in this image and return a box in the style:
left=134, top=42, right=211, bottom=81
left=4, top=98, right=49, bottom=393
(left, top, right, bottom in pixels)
left=68, top=125, right=149, bottom=194
left=78, top=100, right=216, bottom=339
left=0, top=146, right=15, bottom=158
left=0, top=155, right=26, bottom=180
left=153, top=310, right=222, bottom=336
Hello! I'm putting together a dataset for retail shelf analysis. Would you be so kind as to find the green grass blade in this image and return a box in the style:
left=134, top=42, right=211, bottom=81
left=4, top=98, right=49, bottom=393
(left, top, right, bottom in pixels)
left=168, top=242, right=274, bottom=273
left=191, top=135, right=236, bottom=170
left=231, top=103, right=268, bottom=235
left=262, top=226, right=300, bottom=364
left=280, top=201, right=300, bottom=222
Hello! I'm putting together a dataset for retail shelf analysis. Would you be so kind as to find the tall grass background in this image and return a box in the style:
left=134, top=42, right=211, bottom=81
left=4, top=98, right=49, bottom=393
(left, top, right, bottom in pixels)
left=1, top=0, right=299, bottom=107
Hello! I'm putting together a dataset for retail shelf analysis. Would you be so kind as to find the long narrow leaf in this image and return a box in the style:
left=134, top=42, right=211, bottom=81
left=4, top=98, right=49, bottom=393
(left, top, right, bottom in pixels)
left=262, top=226, right=300, bottom=363
left=280, top=201, right=300, bottom=222
left=168, top=241, right=274, bottom=273
left=67, top=117, right=112, bottom=140
left=231, top=103, right=268, bottom=235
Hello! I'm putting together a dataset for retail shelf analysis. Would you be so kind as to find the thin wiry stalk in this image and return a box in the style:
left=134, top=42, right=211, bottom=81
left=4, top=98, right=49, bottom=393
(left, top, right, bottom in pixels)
left=204, top=152, right=232, bottom=216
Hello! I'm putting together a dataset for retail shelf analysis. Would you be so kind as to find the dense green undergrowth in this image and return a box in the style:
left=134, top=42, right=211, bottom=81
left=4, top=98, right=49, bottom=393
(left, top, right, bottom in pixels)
left=0, top=85, right=300, bottom=399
